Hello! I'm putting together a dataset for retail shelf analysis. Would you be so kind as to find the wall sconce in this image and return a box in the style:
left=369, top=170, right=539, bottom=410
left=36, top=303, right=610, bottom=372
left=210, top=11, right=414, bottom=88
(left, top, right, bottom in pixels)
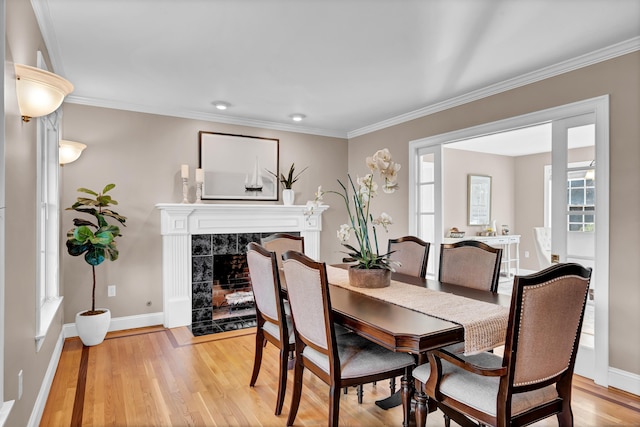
left=15, top=63, right=74, bottom=122
left=59, top=140, right=86, bottom=165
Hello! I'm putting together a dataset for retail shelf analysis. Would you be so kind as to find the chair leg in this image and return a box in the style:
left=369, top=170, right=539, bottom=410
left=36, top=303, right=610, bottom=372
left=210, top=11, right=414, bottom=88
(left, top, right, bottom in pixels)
left=415, top=390, right=428, bottom=427
left=357, top=384, right=363, bottom=404
left=286, top=359, right=304, bottom=427
left=274, top=346, right=288, bottom=415
left=444, top=414, right=451, bottom=427
left=390, top=377, right=396, bottom=394
left=249, top=331, right=265, bottom=387
left=401, top=371, right=412, bottom=427
left=329, top=384, right=341, bottom=427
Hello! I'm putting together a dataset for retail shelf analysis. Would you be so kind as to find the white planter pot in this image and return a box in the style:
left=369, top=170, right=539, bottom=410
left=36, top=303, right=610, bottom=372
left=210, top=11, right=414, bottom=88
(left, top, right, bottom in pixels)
left=282, top=189, right=295, bottom=205
left=76, top=308, right=111, bottom=346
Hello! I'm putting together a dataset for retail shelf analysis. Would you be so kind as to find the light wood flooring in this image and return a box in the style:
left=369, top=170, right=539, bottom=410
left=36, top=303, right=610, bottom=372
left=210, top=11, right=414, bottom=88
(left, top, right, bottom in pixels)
left=41, top=326, right=640, bottom=426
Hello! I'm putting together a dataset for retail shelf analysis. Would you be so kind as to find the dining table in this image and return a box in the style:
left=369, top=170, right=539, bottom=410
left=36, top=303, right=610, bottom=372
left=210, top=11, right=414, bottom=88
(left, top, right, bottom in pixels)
left=323, top=265, right=512, bottom=426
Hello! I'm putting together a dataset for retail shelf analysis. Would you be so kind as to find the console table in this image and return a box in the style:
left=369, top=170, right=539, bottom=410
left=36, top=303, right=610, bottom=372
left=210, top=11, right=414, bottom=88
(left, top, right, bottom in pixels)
left=443, top=234, right=520, bottom=277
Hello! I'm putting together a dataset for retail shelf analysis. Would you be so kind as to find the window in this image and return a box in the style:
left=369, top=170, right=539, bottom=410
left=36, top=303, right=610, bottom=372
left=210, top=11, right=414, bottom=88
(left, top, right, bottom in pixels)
left=35, top=111, right=63, bottom=351
left=567, top=169, right=595, bottom=232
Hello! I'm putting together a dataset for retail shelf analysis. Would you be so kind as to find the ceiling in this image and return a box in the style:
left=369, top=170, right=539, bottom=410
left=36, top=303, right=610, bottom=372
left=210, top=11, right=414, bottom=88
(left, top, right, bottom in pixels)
left=33, top=0, right=640, bottom=139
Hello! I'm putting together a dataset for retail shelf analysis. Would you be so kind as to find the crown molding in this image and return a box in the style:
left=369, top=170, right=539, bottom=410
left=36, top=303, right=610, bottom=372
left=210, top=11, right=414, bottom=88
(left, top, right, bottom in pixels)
left=64, top=96, right=348, bottom=139
left=348, top=36, right=640, bottom=139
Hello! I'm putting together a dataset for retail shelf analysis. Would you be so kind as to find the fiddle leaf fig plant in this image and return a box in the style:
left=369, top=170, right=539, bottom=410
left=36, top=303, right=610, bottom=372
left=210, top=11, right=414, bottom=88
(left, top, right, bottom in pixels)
left=66, top=184, right=127, bottom=315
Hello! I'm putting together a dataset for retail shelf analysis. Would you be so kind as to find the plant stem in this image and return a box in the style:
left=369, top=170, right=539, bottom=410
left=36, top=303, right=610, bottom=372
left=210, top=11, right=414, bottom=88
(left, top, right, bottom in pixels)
left=92, top=265, right=96, bottom=312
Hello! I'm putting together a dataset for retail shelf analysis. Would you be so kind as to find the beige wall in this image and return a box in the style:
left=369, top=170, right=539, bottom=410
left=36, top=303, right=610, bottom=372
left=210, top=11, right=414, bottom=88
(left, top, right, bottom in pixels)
left=442, top=148, right=515, bottom=238
left=4, top=0, right=66, bottom=425
left=349, top=52, right=640, bottom=375
left=60, top=104, right=348, bottom=322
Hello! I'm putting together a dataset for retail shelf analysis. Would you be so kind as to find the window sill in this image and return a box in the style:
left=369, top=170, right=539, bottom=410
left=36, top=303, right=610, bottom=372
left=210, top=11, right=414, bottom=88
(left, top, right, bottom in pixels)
left=35, top=297, right=63, bottom=352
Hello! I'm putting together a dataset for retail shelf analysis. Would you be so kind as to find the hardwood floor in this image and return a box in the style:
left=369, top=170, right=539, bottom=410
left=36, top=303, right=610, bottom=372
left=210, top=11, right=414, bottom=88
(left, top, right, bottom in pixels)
left=41, top=326, right=640, bottom=426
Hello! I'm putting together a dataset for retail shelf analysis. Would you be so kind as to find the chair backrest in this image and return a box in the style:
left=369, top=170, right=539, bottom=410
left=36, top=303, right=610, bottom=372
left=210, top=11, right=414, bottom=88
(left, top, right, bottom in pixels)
left=261, top=233, right=305, bottom=270
left=281, top=250, right=335, bottom=359
left=501, top=263, right=591, bottom=396
left=246, top=242, right=288, bottom=335
left=388, top=236, right=430, bottom=278
left=438, top=240, right=502, bottom=292
left=533, top=227, right=552, bottom=269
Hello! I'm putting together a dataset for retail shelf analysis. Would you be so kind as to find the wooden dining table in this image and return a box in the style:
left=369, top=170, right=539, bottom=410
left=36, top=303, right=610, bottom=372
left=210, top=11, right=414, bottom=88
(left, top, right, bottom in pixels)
left=279, top=265, right=511, bottom=426
left=325, top=267, right=511, bottom=426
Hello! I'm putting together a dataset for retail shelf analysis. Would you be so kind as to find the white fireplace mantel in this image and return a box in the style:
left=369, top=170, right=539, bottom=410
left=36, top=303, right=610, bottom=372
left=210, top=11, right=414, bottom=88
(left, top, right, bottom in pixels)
left=155, top=203, right=328, bottom=328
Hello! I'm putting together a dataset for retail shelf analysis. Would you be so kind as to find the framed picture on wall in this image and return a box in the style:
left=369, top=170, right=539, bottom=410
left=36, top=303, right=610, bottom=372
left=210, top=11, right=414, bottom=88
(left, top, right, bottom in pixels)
left=468, top=174, right=492, bottom=225
left=199, top=131, right=279, bottom=200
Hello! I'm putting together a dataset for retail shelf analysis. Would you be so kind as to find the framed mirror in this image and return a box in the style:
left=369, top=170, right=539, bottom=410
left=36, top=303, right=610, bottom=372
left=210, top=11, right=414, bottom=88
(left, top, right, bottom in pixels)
left=468, top=174, right=491, bottom=225
left=199, top=131, right=279, bottom=201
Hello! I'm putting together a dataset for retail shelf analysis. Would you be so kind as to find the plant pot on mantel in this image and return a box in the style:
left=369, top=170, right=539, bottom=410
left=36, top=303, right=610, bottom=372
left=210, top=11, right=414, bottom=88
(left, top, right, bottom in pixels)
left=282, top=189, right=295, bottom=205
left=348, top=267, right=391, bottom=288
left=76, top=309, right=111, bottom=346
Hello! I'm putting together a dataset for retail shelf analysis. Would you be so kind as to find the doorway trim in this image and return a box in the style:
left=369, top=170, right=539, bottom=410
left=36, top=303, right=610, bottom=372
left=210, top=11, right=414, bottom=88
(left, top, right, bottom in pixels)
left=409, top=95, right=610, bottom=386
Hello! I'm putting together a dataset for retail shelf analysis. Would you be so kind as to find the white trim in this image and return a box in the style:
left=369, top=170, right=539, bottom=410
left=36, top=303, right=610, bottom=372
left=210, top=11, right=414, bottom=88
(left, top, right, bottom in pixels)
left=608, top=367, right=640, bottom=396
left=407, top=95, right=610, bottom=386
left=27, top=329, right=64, bottom=427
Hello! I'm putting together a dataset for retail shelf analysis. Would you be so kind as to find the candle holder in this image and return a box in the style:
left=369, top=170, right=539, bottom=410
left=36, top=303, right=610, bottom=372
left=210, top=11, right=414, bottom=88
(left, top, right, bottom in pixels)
left=181, top=178, right=189, bottom=203
left=195, top=182, right=203, bottom=204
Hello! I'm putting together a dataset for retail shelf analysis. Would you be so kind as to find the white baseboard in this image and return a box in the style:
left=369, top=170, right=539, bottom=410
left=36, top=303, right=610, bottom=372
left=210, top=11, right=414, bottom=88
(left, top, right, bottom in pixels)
left=609, top=367, right=640, bottom=396
left=28, top=329, right=65, bottom=427
left=63, top=311, right=165, bottom=339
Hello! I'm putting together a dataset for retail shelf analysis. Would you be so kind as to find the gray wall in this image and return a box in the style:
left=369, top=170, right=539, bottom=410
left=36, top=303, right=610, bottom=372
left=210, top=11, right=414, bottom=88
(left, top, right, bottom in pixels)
left=349, top=51, right=640, bottom=375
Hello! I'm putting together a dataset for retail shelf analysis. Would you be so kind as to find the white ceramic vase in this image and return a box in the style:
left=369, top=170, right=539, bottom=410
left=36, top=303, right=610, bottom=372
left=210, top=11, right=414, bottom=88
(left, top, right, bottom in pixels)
left=282, top=189, right=295, bottom=205
left=76, top=308, right=111, bottom=346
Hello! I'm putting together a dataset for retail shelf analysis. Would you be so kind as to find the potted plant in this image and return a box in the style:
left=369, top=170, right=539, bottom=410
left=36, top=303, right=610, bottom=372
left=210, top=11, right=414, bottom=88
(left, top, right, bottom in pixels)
left=310, top=149, right=401, bottom=288
left=268, top=163, right=308, bottom=205
left=66, top=184, right=127, bottom=346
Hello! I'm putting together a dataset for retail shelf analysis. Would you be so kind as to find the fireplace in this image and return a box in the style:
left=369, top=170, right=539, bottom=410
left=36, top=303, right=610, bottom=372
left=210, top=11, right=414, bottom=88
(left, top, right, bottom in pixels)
left=156, top=203, right=328, bottom=330
left=191, top=232, right=298, bottom=336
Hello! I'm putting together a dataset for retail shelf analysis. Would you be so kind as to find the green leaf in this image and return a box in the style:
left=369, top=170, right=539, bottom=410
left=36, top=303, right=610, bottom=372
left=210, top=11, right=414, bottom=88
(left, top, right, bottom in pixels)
left=77, top=187, right=99, bottom=196
left=85, top=247, right=106, bottom=266
left=92, top=230, right=114, bottom=246
left=74, top=226, right=95, bottom=243
left=72, top=218, right=96, bottom=228
left=102, top=183, right=116, bottom=193
left=66, top=240, right=89, bottom=256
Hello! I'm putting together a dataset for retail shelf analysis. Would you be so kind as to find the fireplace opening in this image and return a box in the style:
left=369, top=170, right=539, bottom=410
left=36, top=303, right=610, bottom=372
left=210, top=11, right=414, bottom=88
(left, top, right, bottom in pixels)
left=190, top=231, right=299, bottom=336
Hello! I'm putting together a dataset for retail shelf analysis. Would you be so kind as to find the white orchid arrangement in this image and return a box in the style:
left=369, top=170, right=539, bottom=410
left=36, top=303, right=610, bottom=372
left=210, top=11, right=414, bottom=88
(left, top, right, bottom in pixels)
left=309, top=148, right=401, bottom=270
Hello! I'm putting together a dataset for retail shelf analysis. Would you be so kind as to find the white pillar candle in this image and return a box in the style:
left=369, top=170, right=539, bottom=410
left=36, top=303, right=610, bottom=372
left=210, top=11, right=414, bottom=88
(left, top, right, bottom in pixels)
left=195, top=168, right=204, bottom=183
left=181, top=164, right=189, bottom=179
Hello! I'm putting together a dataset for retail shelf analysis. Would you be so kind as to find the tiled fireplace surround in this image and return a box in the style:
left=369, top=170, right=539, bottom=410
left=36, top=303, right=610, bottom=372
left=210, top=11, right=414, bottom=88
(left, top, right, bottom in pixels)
left=191, top=231, right=299, bottom=335
left=156, top=204, right=328, bottom=331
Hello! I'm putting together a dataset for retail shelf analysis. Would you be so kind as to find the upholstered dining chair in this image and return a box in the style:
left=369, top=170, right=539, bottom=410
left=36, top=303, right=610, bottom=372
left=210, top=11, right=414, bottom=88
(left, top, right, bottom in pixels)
left=388, top=235, right=430, bottom=278
left=246, top=242, right=295, bottom=416
left=261, top=233, right=304, bottom=271
left=439, top=240, right=503, bottom=292
left=281, top=250, right=416, bottom=427
left=412, top=262, right=592, bottom=427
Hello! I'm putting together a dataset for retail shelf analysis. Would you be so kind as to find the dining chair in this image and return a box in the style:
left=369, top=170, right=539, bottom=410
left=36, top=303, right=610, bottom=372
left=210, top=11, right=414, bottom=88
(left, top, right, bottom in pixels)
left=281, top=250, right=416, bottom=427
left=246, top=242, right=295, bottom=416
left=439, top=240, right=503, bottom=292
left=388, top=235, right=430, bottom=278
left=412, top=262, right=592, bottom=427
left=261, top=233, right=304, bottom=271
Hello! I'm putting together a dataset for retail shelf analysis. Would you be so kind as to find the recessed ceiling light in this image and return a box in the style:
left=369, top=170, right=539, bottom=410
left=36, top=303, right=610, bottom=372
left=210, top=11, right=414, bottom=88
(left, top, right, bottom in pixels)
left=213, top=101, right=230, bottom=110
left=290, top=113, right=306, bottom=122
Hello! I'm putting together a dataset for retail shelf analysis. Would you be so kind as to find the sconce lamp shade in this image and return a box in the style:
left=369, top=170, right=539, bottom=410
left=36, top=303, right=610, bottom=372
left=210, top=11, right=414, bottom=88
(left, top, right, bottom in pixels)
left=15, top=64, right=74, bottom=122
left=59, top=140, right=87, bottom=165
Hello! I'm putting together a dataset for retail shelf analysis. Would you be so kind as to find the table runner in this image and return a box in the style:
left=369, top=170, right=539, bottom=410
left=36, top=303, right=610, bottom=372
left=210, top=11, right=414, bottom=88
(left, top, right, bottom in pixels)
left=326, top=266, right=508, bottom=355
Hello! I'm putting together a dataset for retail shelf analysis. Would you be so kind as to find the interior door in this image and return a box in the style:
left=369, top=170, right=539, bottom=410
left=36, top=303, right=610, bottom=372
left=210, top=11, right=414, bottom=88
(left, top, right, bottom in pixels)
left=551, top=113, right=597, bottom=379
